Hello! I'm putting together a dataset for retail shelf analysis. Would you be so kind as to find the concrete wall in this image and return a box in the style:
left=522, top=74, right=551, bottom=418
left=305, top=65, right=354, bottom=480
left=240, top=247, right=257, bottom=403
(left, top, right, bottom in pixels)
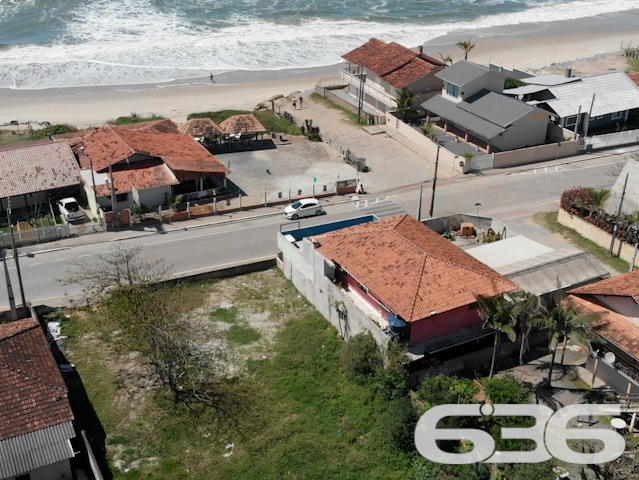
left=491, top=140, right=579, bottom=169
left=491, top=111, right=548, bottom=151
left=97, top=185, right=171, bottom=211
left=410, top=305, right=482, bottom=344
left=586, top=355, right=639, bottom=394
left=407, top=75, right=444, bottom=108
left=557, top=208, right=638, bottom=263
left=548, top=123, right=575, bottom=142
left=7, top=458, right=72, bottom=480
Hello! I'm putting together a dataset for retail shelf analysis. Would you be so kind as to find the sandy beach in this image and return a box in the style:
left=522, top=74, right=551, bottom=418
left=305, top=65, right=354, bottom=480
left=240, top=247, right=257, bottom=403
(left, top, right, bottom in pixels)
left=2, top=10, right=639, bottom=129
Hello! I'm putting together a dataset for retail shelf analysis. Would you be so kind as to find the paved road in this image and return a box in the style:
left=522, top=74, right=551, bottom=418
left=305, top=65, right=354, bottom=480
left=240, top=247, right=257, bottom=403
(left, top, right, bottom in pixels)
left=0, top=154, right=627, bottom=311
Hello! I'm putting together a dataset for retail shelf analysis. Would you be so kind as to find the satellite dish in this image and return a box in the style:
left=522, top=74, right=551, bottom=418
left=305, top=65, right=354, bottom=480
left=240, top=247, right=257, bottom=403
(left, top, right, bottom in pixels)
left=604, top=352, right=616, bottom=364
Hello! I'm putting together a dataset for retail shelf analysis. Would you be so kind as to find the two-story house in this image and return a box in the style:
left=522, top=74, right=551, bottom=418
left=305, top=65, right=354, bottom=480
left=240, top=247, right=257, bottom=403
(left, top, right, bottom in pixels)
left=341, top=38, right=447, bottom=115
left=421, top=61, right=550, bottom=153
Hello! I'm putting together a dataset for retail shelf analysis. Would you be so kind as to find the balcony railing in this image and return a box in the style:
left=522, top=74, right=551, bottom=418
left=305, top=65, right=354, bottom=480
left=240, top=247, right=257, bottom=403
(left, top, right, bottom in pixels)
left=339, top=68, right=397, bottom=109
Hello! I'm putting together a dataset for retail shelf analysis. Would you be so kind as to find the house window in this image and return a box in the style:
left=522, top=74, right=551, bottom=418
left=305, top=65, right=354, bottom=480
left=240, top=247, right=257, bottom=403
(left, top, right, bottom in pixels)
left=611, top=111, right=623, bottom=120
left=357, top=282, right=369, bottom=293
left=337, top=307, right=348, bottom=323
left=115, top=193, right=128, bottom=202
left=564, top=115, right=577, bottom=127
left=445, top=82, right=460, bottom=97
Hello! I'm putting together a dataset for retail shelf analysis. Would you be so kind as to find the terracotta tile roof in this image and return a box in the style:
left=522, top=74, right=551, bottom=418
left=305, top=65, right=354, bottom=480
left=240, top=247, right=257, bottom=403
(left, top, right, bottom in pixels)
left=0, top=141, right=82, bottom=199
left=0, top=319, right=74, bottom=442
left=50, top=130, right=91, bottom=146
left=342, top=38, right=446, bottom=89
left=570, top=270, right=639, bottom=305
left=314, top=214, right=518, bottom=322
left=82, top=125, right=230, bottom=175
left=566, top=295, right=639, bottom=361
left=628, top=72, right=639, bottom=87
left=179, top=118, right=224, bottom=137
left=219, top=114, right=267, bottom=134
left=94, top=158, right=179, bottom=197
left=115, top=119, right=181, bottom=134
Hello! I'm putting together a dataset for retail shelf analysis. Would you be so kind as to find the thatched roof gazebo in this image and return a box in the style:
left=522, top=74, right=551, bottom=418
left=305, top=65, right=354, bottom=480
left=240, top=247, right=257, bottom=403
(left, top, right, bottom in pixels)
left=179, top=118, right=224, bottom=138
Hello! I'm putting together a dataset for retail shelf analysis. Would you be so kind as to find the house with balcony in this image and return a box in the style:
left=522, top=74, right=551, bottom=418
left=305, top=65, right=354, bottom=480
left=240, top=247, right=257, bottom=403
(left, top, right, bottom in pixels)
left=340, top=38, right=447, bottom=116
left=77, top=123, right=230, bottom=214
left=0, top=318, right=77, bottom=480
left=421, top=61, right=550, bottom=153
left=567, top=270, right=639, bottom=394
left=504, top=70, right=639, bottom=135
left=278, top=213, right=518, bottom=359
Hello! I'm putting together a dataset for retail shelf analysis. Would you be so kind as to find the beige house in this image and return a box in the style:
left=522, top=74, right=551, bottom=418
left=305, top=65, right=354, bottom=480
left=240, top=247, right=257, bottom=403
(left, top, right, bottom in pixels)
left=341, top=38, right=447, bottom=114
left=422, top=61, right=550, bottom=153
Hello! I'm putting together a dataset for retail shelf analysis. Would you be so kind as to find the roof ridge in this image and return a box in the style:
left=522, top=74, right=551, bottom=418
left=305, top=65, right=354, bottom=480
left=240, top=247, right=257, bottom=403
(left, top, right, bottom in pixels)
left=108, top=124, right=136, bottom=160
left=0, top=321, right=39, bottom=341
left=0, top=362, right=68, bottom=394
left=408, top=250, right=429, bottom=319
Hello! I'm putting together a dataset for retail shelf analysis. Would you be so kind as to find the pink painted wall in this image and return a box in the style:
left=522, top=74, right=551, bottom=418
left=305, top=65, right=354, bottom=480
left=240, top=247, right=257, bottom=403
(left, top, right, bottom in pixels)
left=339, top=271, right=391, bottom=319
left=409, top=305, right=482, bottom=344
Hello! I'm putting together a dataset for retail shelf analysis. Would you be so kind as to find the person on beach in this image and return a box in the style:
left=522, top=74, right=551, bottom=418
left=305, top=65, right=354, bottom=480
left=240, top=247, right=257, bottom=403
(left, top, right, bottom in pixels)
left=299, top=96, right=303, bottom=109
left=292, top=99, right=297, bottom=110
left=210, top=73, right=214, bottom=84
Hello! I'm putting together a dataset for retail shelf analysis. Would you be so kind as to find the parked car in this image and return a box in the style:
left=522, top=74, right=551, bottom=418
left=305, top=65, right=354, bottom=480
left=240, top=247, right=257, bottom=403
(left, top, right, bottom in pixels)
left=284, top=198, right=325, bottom=220
left=57, top=197, right=85, bottom=222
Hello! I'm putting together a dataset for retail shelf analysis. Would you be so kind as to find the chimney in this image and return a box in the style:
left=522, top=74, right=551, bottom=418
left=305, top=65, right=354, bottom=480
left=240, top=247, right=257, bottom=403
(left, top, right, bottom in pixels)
left=565, top=68, right=572, bottom=78
left=419, top=45, right=423, bottom=54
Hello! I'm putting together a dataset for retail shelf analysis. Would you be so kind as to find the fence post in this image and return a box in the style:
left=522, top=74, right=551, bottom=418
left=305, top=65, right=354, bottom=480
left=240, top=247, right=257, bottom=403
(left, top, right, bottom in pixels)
left=187, top=201, right=191, bottom=219
left=214, top=197, right=217, bottom=214
left=239, top=194, right=242, bottom=211
left=264, top=191, right=267, bottom=207
left=35, top=227, right=40, bottom=243
left=288, top=189, right=291, bottom=201
left=158, top=206, right=163, bottom=225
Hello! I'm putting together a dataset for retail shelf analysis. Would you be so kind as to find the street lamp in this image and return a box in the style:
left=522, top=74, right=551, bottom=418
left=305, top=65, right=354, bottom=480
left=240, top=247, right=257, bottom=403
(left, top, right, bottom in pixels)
left=475, top=203, right=482, bottom=216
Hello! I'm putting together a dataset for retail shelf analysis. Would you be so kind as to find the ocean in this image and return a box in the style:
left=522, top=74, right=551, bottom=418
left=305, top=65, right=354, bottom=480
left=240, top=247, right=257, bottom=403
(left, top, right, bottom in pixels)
left=0, top=0, right=637, bottom=90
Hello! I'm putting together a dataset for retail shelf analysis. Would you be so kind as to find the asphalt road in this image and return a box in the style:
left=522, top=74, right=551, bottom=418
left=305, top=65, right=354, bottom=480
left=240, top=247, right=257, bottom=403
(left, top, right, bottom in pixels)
left=0, top=153, right=629, bottom=311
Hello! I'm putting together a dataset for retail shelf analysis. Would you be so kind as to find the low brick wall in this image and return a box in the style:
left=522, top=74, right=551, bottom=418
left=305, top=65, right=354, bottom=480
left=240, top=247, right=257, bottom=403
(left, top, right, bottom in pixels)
left=492, top=141, right=579, bottom=169
left=557, top=208, right=637, bottom=263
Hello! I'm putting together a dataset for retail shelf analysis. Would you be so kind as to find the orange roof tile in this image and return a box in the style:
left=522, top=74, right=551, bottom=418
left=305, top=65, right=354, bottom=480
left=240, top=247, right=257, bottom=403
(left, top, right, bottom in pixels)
left=342, top=38, right=445, bottom=89
left=570, top=270, right=639, bottom=305
left=179, top=118, right=224, bottom=137
left=566, top=295, right=639, bottom=360
left=314, top=214, right=518, bottom=322
left=82, top=125, right=230, bottom=175
left=0, top=319, right=74, bottom=441
left=115, top=118, right=181, bottom=134
left=219, top=114, right=267, bottom=134
left=94, top=159, right=179, bottom=197
left=628, top=72, right=639, bottom=87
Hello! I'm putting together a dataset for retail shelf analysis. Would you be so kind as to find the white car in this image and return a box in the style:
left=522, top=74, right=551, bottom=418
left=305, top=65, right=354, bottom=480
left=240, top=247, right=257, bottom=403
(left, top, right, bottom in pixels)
left=57, top=197, right=85, bottom=222
left=284, top=198, right=325, bottom=220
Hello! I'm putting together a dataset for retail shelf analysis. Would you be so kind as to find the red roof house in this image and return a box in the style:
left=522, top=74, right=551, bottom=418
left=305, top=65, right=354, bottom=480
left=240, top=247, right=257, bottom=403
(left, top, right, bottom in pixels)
left=0, top=318, right=76, bottom=479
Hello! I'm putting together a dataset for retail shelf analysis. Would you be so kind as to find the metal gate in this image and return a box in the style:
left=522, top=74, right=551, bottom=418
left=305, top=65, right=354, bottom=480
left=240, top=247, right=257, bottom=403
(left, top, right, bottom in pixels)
left=467, top=153, right=494, bottom=173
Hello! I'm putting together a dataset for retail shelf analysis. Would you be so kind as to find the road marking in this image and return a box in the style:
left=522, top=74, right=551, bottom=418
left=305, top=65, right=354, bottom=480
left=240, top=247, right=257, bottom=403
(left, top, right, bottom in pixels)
left=30, top=262, right=43, bottom=266
left=54, top=258, right=68, bottom=262
left=208, top=245, right=229, bottom=252
left=530, top=200, right=558, bottom=208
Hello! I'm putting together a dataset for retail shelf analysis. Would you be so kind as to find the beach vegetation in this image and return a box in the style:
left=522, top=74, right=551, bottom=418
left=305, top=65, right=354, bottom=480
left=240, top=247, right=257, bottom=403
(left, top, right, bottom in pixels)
left=438, top=51, right=453, bottom=65
left=504, top=77, right=526, bottom=89
left=300, top=118, right=322, bottom=141
left=309, top=92, right=369, bottom=125
left=28, top=123, right=77, bottom=140
left=110, top=114, right=165, bottom=125
left=456, top=39, right=476, bottom=61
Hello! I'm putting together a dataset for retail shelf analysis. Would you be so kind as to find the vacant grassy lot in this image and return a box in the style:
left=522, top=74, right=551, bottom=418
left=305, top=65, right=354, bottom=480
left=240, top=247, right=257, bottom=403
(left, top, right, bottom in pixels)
left=62, top=269, right=415, bottom=479
left=534, top=211, right=629, bottom=273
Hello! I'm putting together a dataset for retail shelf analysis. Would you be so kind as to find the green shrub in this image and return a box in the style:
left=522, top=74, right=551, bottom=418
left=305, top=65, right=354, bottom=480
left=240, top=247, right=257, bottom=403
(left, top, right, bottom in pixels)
left=340, top=332, right=383, bottom=380
left=29, top=124, right=77, bottom=140
left=110, top=114, right=164, bottom=125
left=378, top=396, right=418, bottom=451
left=461, top=152, right=475, bottom=160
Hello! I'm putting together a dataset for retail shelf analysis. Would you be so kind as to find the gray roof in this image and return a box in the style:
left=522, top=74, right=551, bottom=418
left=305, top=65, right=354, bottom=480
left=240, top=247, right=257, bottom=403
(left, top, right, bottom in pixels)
left=544, top=71, right=639, bottom=118
left=523, top=74, right=581, bottom=86
left=0, top=422, right=75, bottom=478
left=504, top=84, right=550, bottom=96
left=422, top=91, right=545, bottom=140
left=501, top=250, right=610, bottom=296
left=604, top=159, right=639, bottom=215
left=435, top=60, right=492, bottom=86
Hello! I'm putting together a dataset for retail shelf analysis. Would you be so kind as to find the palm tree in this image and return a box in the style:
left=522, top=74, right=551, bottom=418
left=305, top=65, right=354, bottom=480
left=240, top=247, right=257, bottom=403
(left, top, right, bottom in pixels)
left=420, top=122, right=438, bottom=141
left=438, top=51, right=453, bottom=66
left=456, top=39, right=476, bottom=61
left=535, top=297, right=599, bottom=388
left=394, top=87, right=418, bottom=122
left=167, top=194, right=183, bottom=224
left=512, top=291, right=543, bottom=366
left=477, top=294, right=517, bottom=378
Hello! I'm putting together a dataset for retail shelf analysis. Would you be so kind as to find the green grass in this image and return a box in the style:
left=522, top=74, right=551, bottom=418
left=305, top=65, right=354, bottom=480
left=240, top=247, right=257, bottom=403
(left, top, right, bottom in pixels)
left=110, top=114, right=165, bottom=125
left=534, top=211, right=629, bottom=273
left=627, top=58, right=639, bottom=72
left=61, top=270, right=416, bottom=479
left=226, top=324, right=261, bottom=345
left=187, top=109, right=302, bottom=135
left=310, top=92, right=369, bottom=126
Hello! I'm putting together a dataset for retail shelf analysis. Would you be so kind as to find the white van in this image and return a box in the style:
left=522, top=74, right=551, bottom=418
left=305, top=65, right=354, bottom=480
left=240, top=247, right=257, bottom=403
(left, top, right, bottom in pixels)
left=284, top=198, right=325, bottom=220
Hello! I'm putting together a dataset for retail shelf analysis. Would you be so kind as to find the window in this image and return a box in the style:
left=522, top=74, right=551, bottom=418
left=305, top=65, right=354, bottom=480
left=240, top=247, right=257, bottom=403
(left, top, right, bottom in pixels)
left=564, top=115, right=577, bottom=127
left=445, top=82, right=460, bottom=97
left=611, top=111, right=623, bottom=120
left=115, top=193, right=128, bottom=202
left=357, top=282, right=369, bottom=293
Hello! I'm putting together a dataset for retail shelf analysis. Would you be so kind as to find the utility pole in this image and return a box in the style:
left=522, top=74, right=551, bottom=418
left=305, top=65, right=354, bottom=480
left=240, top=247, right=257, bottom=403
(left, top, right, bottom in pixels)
left=417, top=184, right=423, bottom=221
left=7, top=198, right=27, bottom=317
left=573, top=105, right=582, bottom=138
left=429, top=145, right=441, bottom=218
left=108, top=162, right=116, bottom=230
left=1, top=249, right=17, bottom=321
left=583, top=93, right=596, bottom=139
left=609, top=173, right=629, bottom=256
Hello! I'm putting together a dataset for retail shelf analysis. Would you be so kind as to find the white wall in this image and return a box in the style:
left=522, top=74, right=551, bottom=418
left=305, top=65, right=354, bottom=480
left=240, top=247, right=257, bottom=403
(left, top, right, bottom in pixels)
left=97, top=185, right=171, bottom=211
